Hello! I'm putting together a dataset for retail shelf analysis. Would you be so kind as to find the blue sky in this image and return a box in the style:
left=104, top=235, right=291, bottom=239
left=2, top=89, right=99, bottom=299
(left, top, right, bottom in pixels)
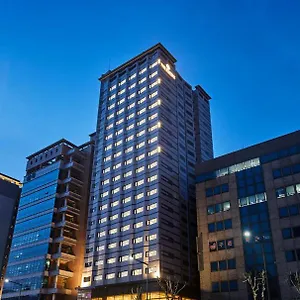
left=0, top=0, right=299, bottom=180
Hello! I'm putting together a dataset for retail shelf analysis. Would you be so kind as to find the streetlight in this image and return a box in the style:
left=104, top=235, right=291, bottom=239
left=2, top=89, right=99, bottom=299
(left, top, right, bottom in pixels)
left=5, top=279, right=22, bottom=300
left=243, top=231, right=271, bottom=300
left=130, top=255, right=149, bottom=300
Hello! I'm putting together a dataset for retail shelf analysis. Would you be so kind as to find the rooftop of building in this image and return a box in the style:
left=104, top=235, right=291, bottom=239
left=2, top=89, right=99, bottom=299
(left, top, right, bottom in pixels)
left=0, top=172, right=22, bottom=187
left=99, top=43, right=177, bottom=81
left=196, top=130, right=300, bottom=176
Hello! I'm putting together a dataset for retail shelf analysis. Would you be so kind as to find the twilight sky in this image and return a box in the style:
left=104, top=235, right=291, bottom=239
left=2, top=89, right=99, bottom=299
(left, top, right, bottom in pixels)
left=0, top=0, right=299, bottom=181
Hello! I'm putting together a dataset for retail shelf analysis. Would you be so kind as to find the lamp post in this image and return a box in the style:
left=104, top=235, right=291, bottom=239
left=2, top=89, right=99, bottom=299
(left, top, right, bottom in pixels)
left=243, top=231, right=271, bottom=300
left=5, top=279, right=22, bottom=300
left=130, top=255, right=149, bottom=300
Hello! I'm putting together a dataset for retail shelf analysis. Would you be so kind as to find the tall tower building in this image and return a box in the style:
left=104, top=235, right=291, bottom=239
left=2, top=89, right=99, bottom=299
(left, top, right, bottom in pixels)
left=2, top=136, right=95, bottom=300
left=81, top=43, right=213, bottom=300
left=0, top=173, right=22, bottom=298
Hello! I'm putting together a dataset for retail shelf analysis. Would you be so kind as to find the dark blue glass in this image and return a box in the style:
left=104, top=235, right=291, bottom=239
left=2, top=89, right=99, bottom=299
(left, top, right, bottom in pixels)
left=216, top=221, right=224, bottom=231
left=214, top=186, right=221, bottom=195
left=296, top=249, right=300, bottom=260
left=6, top=259, right=45, bottom=277
left=14, top=213, right=53, bottom=234
left=9, top=243, right=49, bottom=262
left=220, top=281, right=229, bottom=292
left=215, top=203, right=222, bottom=213
left=293, top=164, right=300, bottom=174
left=247, top=185, right=255, bottom=195
left=212, top=282, right=219, bottom=292
left=289, top=205, right=299, bottom=216
left=219, top=260, right=226, bottom=270
left=238, top=188, right=246, bottom=198
left=238, top=179, right=245, bottom=187
left=211, top=262, right=218, bottom=272
left=282, top=228, right=292, bottom=239
left=255, top=174, right=264, bottom=182
left=240, top=206, right=249, bottom=216
left=263, top=242, right=273, bottom=253
left=265, top=253, right=275, bottom=263
left=229, top=280, right=238, bottom=291
left=221, top=183, right=229, bottom=193
left=241, top=216, right=249, bottom=225
left=228, top=259, right=236, bottom=269
left=250, top=215, right=259, bottom=223
left=276, top=187, right=286, bottom=198
left=293, top=226, right=300, bottom=238
left=259, top=212, right=268, bottom=221
left=282, top=167, right=292, bottom=176
left=208, top=223, right=215, bottom=233
left=260, top=222, right=270, bottom=231
left=205, top=188, right=213, bottom=197
left=285, top=250, right=296, bottom=262
left=266, top=264, right=277, bottom=276
left=279, top=207, right=289, bottom=218
left=207, top=205, right=214, bottom=215
left=256, top=183, right=265, bottom=193
left=224, top=219, right=232, bottom=229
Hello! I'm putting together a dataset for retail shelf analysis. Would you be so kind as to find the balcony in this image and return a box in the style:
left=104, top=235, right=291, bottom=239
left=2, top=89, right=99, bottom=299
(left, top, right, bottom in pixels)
left=49, top=267, right=74, bottom=278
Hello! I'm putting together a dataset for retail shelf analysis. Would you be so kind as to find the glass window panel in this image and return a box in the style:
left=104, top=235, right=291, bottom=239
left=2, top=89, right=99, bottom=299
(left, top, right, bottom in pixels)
left=216, top=221, right=224, bottom=231
left=286, top=185, right=295, bottom=196
left=282, top=228, right=292, bottom=239
left=223, top=201, right=231, bottom=211
left=221, top=184, right=229, bottom=193
left=212, top=282, right=219, bottom=292
left=219, top=260, right=226, bottom=270
left=208, top=223, right=215, bottom=233
left=292, top=164, right=300, bottom=174
left=296, top=249, right=300, bottom=260
left=256, top=183, right=265, bottom=193
left=207, top=205, right=215, bottom=215
left=214, top=186, right=221, bottom=195
left=210, top=262, right=218, bottom=272
left=205, top=188, right=213, bottom=197
left=238, top=188, right=246, bottom=198
left=226, top=239, right=234, bottom=249
left=297, top=184, right=300, bottom=194
left=276, top=188, right=286, bottom=198
left=215, top=203, right=222, bottom=213
left=229, top=280, right=238, bottom=291
left=249, top=195, right=256, bottom=205
left=14, top=213, right=53, bottom=234
left=224, top=219, right=232, bottom=230
left=289, top=205, right=299, bottom=216
left=247, top=185, right=255, bottom=195
left=255, top=174, right=263, bottom=183
left=209, top=242, right=217, bottom=252
left=246, top=177, right=254, bottom=185
left=217, top=240, right=225, bottom=250
left=239, top=197, right=248, bottom=207
left=293, top=226, right=300, bottom=238
left=228, top=259, right=236, bottom=269
left=279, top=207, right=289, bottom=218
left=282, top=167, right=292, bottom=177
left=220, top=281, right=229, bottom=292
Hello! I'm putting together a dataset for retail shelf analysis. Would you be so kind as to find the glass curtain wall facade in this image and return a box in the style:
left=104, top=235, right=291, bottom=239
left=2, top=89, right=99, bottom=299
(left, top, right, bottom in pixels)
left=196, top=130, right=300, bottom=300
left=81, top=43, right=213, bottom=299
left=3, top=136, right=95, bottom=300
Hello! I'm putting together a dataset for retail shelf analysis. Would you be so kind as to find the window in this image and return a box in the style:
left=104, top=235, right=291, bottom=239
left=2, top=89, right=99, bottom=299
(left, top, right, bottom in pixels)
left=126, top=134, right=134, bottom=142
left=112, top=187, right=120, bottom=194
left=148, top=161, right=158, bottom=169
left=126, top=124, right=134, bottom=131
left=212, top=280, right=238, bottom=292
left=137, top=107, right=146, bottom=115
left=137, top=129, right=145, bottom=137
left=120, top=239, right=129, bottom=246
left=99, top=217, right=107, bottom=224
left=132, top=269, right=142, bottom=276
left=136, top=166, right=145, bottom=173
left=115, top=139, right=123, bottom=146
left=147, top=218, right=157, bottom=225
left=118, top=271, right=128, bottom=278
left=147, top=203, right=157, bottom=210
left=99, top=204, right=108, bottom=210
left=124, top=171, right=132, bottom=178
left=207, top=201, right=231, bottom=215
left=117, top=98, right=125, bottom=105
left=133, top=237, right=143, bottom=244
left=282, top=226, right=300, bottom=239
left=279, top=204, right=300, bottom=218
left=276, top=183, right=300, bottom=198
left=109, top=214, right=118, bottom=221
left=122, top=196, right=131, bottom=204
left=128, top=92, right=136, bottom=99
left=135, top=192, right=144, bottom=200
left=148, top=136, right=158, bottom=144
left=119, top=79, right=126, bottom=86
left=107, top=242, right=117, bottom=249
left=148, top=113, right=158, bottom=121
left=136, top=154, right=145, bottom=161
left=121, top=225, right=130, bottom=232
left=132, top=252, right=143, bottom=259
left=127, top=113, right=135, bottom=120
left=109, top=228, right=118, bottom=235
left=115, top=119, right=124, bottom=126
left=239, top=193, right=267, bottom=207
left=149, top=71, right=158, bottom=78
left=122, top=210, right=131, bottom=218
left=147, top=234, right=157, bottom=241
left=125, top=146, right=133, bottom=153
left=112, top=175, right=120, bottom=182
left=209, top=238, right=234, bottom=252
left=106, top=273, right=115, bottom=279
left=113, top=163, right=121, bottom=170
left=148, top=175, right=158, bottom=182
left=102, top=167, right=110, bottom=174
left=285, top=250, right=297, bottom=262
left=109, top=84, right=116, bottom=91
left=134, top=207, right=144, bottom=214
left=107, top=257, right=116, bottom=264
left=129, top=83, right=136, bottom=90
left=136, top=141, right=145, bottom=149
left=108, top=103, right=115, bottom=110
left=208, top=219, right=232, bottom=232
left=129, top=73, right=136, bottom=80
left=127, top=102, right=135, bottom=110
left=134, top=222, right=143, bottom=229
left=101, top=179, right=110, bottom=185
left=119, top=255, right=129, bottom=262
left=138, top=97, right=146, bottom=105
left=147, top=188, right=157, bottom=196
left=138, top=87, right=147, bottom=94
left=205, top=184, right=229, bottom=197
left=114, top=151, right=122, bottom=158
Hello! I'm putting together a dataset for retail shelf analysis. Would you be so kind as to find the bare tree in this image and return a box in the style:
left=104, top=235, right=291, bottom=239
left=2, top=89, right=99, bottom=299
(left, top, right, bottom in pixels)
left=157, top=276, right=187, bottom=300
left=287, top=271, right=300, bottom=297
left=243, top=270, right=266, bottom=300
left=131, top=286, right=143, bottom=300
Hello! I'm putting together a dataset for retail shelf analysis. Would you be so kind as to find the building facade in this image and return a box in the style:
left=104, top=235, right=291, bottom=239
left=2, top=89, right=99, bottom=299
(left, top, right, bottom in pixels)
left=81, top=43, right=213, bottom=300
left=0, top=173, right=22, bottom=298
left=2, top=136, right=95, bottom=300
left=196, top=130, right=300, bottom=300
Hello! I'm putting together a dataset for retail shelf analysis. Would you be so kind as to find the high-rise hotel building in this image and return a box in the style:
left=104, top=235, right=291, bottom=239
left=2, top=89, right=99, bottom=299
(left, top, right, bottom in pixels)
left=81, top=43, right=213, bottom=299
left=2, top=136, right=95, bottom=300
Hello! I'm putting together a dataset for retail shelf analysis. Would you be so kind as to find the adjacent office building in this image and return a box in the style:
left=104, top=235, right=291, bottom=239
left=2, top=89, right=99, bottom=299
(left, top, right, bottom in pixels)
left=0, top=173, right=22, bottom=298
left=2, top=136, right=95, bottom=300
left=81, top=43, right=213, bottom=300
left=196, top=130, right=300, bottom=300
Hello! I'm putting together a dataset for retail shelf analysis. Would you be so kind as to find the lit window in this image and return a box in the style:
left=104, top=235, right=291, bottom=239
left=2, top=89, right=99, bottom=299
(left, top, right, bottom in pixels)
left=127, top=102, right=135, bottom=110
left=113, top=163, right=122, bottom=170
left=116, top=119, right=124, bottom=126
left=125, top=158, right=133, bottom=165
left=129, top=73, right=136, bottom=80
left=149, top=91, right=158, bottom=99
left=126, top=124, right=134, bottom=131
left=97, top=231, right=106, bottom=238
left=139, top=77, right=147, bottom=85
left=122, top=210, right=131, bottom=218
left=148, top=124, right=159, bottom=132
left=119, top=79, right=126, bottom=86
left=147, top=188, right=157, bottom=196
left=159, top=62, right=176, bottom=79
left=147, top=203, right=157, bottom=210
left=104, top=144, right=112, bottom=151
left=129, top=83, right=136, bottom=89
left=148, top=99, right=161, bottom=109
left=114, top=140, right=123, bottom=147
left=95, top=260, right=103, bottom=266
left=148, top=149, right=158, bottom=156
left=128, top=92, right=136, bottom=100
left=133, top=253, right=143, bottom=260
left=125, top=146, right=133, bottom=153
left=111, top=200, right=119, bottom=207
left=138, top=97, right=147, bottom=105
left=99, top=204, right=108, bottom=210
left=123, top=183, right=132, bottom=191
left=105, top=133, right=113, bottom=140
left=147, top=218, right=157, bottom=226
left=137, top=119, right=146, bottom=126
left=149, top=71, right=158, bottom=78
left=109, top=228, right=118, bottom=235
left=121, top=225, right=130, bottom=232
left=147, top=234, right=157, bottom=241
left=136, top=166, right=145, bottom=173
left=133, top=237, right=143, bottom=244
left=120, top=239, right=129, bottom=246
left=149, top=79, right=160, bottom=89
left=124, top=170, right=132, bottom=178
left=107, top=257, right=116, bottom=264
left=103, top=167, right=111, bottom=173
left=149, top=61, right=158, bottom=68
left=137, top=107, right=146, bottom=115
left=107, top=113, right=114, bottom=120
left=108, top=94, right=116, bottom=101
left=148, top=113, right=158, bottom=121
left=139, top=68, right=147, bottom=75
left=101, top=191, right=109, bottom=198
left=117, top=98, right=125, bottom=105
left=135, top=192, right=144, bottom=200
left=112, top=175, right=121, bottom=182
left=105, top=273, right=115, bottom=279
left=134, top=222, right=143, bottom=229
left=118, top=88, right=126, bottom=95
left=106, top=123, right=113, bottom=130
left=138, top=87, right=147, bottom=94
left=148, top=250, right=157, bottom=257
left=116, top=128, right=123, bottom=135
left=148, top=137, right=158, bottom=144
left=127, top=112, right=135, bottom=120
left=136, top=154, right=145, bottom=161
left=103, top=155, right=111, bottom=162
left=109, top=214, right=118, bottom=221
left=96, top=245, right=104, bottom=251
left=119, top=255, right=129, bottom=262
left=107, top=242, right=117, bottom=249
left=114, top=151, right=122, bottom=158
left=108, top=103, right=115, bottom=110
left=148, top=175, right=158, bottom=182
left=126, top=134, right=134, bottom=142
left=134, top=207, right=144, bottom=214
left=132, top=269, right=142, bottom=276
left=99, top=217, right=107, bottom=224
left=136, top=141, right=145, bottom=149
left=112, top=187, right=120, bottom=194
left=109, top=84, right=116, bottom=91
left=101, top=179, right=110, bottom=185
left=117, top=108, right=124, bottom=116
left=135, top=179, right=144, bottom=187
left=122, top=196, right=131, bottom=204
left=137, top=130, right=145, bottom=137
left=118, top=271, right=128, bottom=278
